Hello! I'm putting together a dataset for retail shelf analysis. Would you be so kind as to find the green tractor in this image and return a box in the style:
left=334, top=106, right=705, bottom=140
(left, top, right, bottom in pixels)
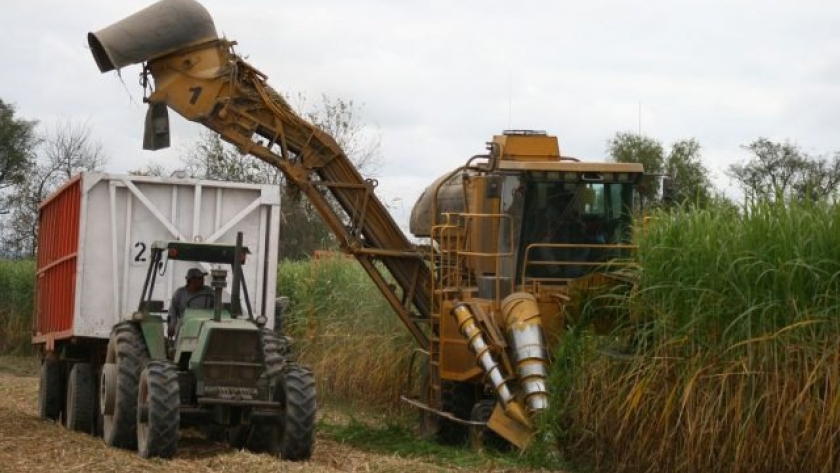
left=99, top=232, right=315, bottom=460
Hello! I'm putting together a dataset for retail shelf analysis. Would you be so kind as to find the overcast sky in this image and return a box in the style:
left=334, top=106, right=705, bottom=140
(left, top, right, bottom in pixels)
left=2, top=0, right=839, bottom=232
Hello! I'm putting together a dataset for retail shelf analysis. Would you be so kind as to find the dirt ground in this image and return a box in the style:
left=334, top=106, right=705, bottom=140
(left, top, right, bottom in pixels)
left=0, top=357, right=552, bottom=473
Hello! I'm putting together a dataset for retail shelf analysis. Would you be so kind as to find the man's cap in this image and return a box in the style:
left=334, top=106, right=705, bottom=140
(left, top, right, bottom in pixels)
left=186, top=268, right=207, bottom=280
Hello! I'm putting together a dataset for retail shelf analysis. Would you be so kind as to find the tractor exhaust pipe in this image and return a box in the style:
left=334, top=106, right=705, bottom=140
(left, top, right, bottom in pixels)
left=500, top=293, right=549, bottom=413
left=87, top=0, right=218, bottom=73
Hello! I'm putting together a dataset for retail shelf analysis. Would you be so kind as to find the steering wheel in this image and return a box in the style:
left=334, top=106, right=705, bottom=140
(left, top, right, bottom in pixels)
left=186, top=293, right=215, bottom=309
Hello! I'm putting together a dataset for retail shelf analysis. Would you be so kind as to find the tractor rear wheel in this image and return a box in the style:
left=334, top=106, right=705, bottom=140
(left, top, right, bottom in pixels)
left=65, top=362, right=95, bottom=433
left=137, top=361, right=180, bottom=458
left=38, top=359, right=62, bottom=421
left=469, top=399, right=510, bottom=451
left=102, top=322, right=149, bottom=450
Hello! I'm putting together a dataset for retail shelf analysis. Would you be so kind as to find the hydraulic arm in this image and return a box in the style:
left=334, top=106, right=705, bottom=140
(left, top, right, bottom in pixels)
left=88, top=0, right=431, bottom=347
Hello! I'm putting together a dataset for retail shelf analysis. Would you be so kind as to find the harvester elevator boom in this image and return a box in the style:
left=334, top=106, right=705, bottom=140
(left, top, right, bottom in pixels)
left=88, top=0, right=431, bottom=348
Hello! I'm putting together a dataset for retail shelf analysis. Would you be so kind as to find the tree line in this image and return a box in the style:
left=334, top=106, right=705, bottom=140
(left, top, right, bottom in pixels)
left=2, top=93, right=839, bottom=259
left=0, top=95, right=380, bottom=259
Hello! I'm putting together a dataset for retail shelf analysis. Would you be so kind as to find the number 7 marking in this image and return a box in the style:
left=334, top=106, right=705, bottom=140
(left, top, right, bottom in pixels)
left=189, top=86, right=203, bottom=105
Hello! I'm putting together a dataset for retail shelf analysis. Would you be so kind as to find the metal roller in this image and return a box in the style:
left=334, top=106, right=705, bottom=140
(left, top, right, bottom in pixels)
left=500, top=292, right=549, bottom=412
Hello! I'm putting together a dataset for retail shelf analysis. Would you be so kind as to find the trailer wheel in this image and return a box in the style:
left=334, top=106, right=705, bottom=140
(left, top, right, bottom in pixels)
left=137, top=361, right=180, bottom=459
left=102, top=322, right=149, bottom=450
left=38, top=359, right=62, bottom=421
left=469, top=399, right=510, bottom=451
left=65, top=363, right=95, bottom=433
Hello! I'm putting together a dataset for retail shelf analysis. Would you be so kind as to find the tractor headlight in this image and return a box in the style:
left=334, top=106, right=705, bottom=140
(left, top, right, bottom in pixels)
left=255, top=315, right=267, bottom=327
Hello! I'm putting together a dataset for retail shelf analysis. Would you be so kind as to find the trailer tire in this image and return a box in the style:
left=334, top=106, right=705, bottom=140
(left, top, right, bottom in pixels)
left=102, top=322, right=149, bottom=450
left=65, top=363, right=95, bottom=433
left=137, top=361, right=180, bottom=459
left=38, top=359, right=62, bottom=421
left=469, top=399, right=510, bottom=451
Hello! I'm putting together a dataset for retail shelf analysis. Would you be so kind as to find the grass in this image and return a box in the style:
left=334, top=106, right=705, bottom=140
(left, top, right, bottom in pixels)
left=5, top=199, right=840, bottom=472
left=0, top=259, right=35, bottom=355
left=278, top=256, right=421, bottom=412
left=547, top=199, right=840, bottom=473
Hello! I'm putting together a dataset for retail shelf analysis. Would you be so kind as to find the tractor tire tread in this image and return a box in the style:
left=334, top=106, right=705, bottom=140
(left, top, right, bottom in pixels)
left=277, top=364, right=316, bottom=461
left=103, top=322, right=149, bottom=450
left=138, top=361, right=180, bottom=459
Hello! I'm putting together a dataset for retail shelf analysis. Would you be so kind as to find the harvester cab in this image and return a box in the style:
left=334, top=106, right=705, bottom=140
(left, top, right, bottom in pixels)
left=100, top=231, right=315, bottom=461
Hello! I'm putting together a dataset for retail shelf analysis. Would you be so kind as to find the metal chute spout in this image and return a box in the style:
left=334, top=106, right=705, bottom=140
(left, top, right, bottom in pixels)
left=88, top=0, right=218, bottom=73
left=450, top=303, right=513, bottom=406
left=500, top=292, right=549, bottom=413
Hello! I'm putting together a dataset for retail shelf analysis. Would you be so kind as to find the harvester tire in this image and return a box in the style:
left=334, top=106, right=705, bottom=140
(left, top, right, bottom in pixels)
left=102, top=322, right=149, bottom=450
left=242, top=364, right=316, bottom=460
left=65, top=362, right=95, bottom=433
left=137, top=361, right=180, bottom=459
left=436, top=381, right=477, bottom=446
left=38, top=359, right=62, bottom=421
left=469, top=399, right=510, bottom=452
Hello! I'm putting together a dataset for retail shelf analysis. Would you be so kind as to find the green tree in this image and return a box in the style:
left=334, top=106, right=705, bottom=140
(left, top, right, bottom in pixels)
left=608, top=133, right=714, bottom=208
left=607, top=133, right=664, bottom=204
left=728, top=138, right=840, bottom=202
left=664, top=139, right=712, bottom=207
left=0, top=99, right=38, bottom=192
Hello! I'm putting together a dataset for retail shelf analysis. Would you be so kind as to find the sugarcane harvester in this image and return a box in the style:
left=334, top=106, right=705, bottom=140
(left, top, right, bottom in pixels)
left=88, top=0, right=644, bottom=449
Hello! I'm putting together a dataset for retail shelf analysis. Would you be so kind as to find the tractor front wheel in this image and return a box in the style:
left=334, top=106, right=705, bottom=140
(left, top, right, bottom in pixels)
left=241, top=364, right=316, bottom=460
left=275, top=364, right=316, bottom=460
left=137, top=361, right=180, bottom=458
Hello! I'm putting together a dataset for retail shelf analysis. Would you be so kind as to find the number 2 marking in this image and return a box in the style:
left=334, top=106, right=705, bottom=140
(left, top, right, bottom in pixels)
left=134, top=242, right=147, bottom=262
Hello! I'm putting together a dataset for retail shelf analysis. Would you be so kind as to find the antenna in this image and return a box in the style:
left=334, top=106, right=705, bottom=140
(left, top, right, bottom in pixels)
left=508, top=70, right=513, bottom=129
left=638, top=101, right=642, bottom=135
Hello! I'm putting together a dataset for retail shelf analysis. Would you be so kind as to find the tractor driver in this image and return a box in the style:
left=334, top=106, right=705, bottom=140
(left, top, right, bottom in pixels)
left=167, top=267, right=214, bottom=339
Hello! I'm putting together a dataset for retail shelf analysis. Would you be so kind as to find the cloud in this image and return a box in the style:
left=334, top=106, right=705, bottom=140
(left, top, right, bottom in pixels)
left=2, top=0, right=840, bottom=231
